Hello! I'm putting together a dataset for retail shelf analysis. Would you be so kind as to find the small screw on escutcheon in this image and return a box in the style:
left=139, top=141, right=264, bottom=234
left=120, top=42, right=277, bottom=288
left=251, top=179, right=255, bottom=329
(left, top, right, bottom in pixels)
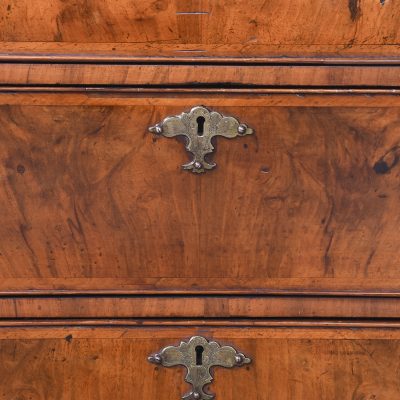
left=147, top=336, right=251, bottom=400
left=235, top=353, right=247, bottom=365
left=237, top=124, right=247, bottom=134
left=149, top=124, right=163, bottom=134
left=148, top=353, right=162, bottom=364
left=148, top=106, right=253, bottom=173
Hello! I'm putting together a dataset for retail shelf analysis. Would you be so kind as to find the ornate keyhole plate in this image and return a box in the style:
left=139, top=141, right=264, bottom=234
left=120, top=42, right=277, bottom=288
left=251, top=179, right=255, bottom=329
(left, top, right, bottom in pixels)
left=149, top=106, right=254, bottom=173
left=148, top=335, right=251, bottom=400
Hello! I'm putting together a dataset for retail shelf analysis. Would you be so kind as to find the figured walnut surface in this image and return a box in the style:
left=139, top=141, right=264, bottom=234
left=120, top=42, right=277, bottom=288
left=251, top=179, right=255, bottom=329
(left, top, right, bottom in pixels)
left=3, top=296, right=400, bottom=319
left=1, top=93, right=400, bottom=294
left=0, top=326, right=400, bottom=399
left=1, top=0, right=400, bottom=61
left=1, top=1, right=399, bottom=396
left=1, top=64, right=400, bottom=86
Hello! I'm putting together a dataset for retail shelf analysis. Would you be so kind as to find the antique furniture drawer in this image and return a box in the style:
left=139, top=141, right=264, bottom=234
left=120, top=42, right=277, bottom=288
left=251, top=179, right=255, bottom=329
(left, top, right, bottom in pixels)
left=1, top=0, right=400, bottom=62
left=1, top=89, right=400, bottom=297
left=2, top=1, right=399, bottom=398
left=0, top=323, right=399, bottom=399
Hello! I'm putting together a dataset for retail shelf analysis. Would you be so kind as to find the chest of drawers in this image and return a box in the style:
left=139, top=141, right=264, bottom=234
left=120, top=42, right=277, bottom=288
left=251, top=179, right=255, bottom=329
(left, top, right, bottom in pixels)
left=1, top=1, right=400, bottom=399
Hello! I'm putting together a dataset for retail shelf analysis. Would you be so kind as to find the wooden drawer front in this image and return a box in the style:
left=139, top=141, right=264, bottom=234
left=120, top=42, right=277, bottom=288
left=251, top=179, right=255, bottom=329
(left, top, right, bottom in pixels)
left=1, top=91, right=400, bottom=295
left=1, top=64, right=400, bottom=87
left=1, top=0, right=400, bottom=61
left=0, top=325, right=399, bottom=399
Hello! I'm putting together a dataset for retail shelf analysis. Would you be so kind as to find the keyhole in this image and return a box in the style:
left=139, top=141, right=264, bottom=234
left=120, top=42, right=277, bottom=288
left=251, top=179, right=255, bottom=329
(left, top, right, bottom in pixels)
left=195, top=345, right=204, bottom=365
left=196, top=116, right=205, bottom=136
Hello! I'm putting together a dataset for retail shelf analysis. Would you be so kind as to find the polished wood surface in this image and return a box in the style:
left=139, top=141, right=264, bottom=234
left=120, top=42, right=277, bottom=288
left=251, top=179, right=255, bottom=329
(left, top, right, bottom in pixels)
left=0, top=326, right=399, bottom=399
left=5, top=277, right=400, bottom=296
left=1, top=92, right=400, bottom=295
left=2, top=89, right=400, bottom=108
left=1, top=0, right=399, bottom=397
left=3, top=43, right=400, bottom=63
left=1, top=0, right=400, bottom=61
left=1, top=63, right=400, bottom=86
left=3, top=319, right=400, bottom=328
left=3, top=295, right=400, bottom=319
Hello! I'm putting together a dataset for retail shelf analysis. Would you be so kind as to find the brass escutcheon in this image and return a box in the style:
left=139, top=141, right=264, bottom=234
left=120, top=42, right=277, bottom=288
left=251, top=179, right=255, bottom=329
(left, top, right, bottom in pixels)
left=148, top=335, right=251, bottom=400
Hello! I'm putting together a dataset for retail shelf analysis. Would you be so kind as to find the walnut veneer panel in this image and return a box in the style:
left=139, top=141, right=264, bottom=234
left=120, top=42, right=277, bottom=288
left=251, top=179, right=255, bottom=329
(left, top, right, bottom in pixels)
left=1, top=92, right=400, bottom=294
left=3, top=296, right=400, bottom=319
left=0, top=326, right=399, bottom=399
left=1, top=64, right=400, bottom=86
left=1, top=0, right=400, bottom=61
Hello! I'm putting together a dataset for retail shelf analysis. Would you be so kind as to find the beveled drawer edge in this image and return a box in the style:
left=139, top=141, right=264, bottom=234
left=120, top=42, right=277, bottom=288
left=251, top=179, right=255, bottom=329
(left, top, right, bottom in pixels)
left=0, top=325, right=399, bottom=340
left=1, top=88, right=400, bottom=108
left=2, top=87, right=400, bottom=94
left=2, top=295, right=400, bottom=319
left=3, top=278, right=400, bottom=297
left=1, top=318, right=400, bottom=329
left=1, top=63, right=400, bottom=87
left=2, top=43, right=400, bottom=64
left=2, top=55, right=400, bottom=65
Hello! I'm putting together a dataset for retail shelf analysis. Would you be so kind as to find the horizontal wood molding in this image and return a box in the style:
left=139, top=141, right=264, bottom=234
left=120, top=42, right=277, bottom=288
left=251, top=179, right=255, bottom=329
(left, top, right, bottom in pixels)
left=2, top=295, right=400, bottom=319
left=3, top=278, right=400, bottom=297
left=2, top=45, right=400, bottom=64
left=3, top=53, right=400, bottom=65
left=2, top=318, right=400, bottom=329
left=1, top=89, right=400, bottom=108
left=0, top=63, right=400, bottom=86
left=0, top=325, right=400, bottom=340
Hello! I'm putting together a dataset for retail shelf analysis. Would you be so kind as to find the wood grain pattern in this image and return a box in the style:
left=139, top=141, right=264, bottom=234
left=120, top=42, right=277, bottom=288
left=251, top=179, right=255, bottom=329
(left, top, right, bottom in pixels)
left=3, top=43, right=400, bottom=63
left=3, top=89, right=400, bottom=108
left=1, top=94, right=400, bottom=295
left=3, top=326, right=400, bottom=340
left=1, top=2, right=398, bottom=396
left=0, top=326, right=399, bottom=399
left=0, top=63, right=400, bottom=86
left=1, top=0, right=400, bottom=60
left=2, top=295, right=400, bottom=319
left=2, top=319, right=400, bottom=328
left=4, top=277, right=400, bottom=295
